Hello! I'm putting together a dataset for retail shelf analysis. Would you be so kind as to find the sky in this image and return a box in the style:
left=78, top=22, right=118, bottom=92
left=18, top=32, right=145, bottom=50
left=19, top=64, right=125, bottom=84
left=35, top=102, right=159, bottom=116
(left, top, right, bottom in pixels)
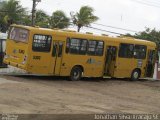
left=19, top=0, right=160, bottom=36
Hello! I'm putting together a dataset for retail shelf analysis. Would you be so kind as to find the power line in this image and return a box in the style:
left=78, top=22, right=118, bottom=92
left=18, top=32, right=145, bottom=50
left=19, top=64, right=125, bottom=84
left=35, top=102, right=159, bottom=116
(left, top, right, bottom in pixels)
left=135, top=0, right=160, bottom=4
left=85, top=26, right=125, bottom=35
left=132, top=0, right=160, bottom=6
left=93, top=23, right=137, bottom=33
left=70, top=22, right=131, bottom=35
left=134, top=0, right=160, bottom=7
left=130, top=0, right=160, bottom=8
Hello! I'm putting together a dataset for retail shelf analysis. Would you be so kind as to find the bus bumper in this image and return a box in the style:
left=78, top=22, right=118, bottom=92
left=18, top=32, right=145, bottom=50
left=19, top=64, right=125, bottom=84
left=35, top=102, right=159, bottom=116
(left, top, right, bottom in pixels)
left=3, top=59, right=26, bottom=70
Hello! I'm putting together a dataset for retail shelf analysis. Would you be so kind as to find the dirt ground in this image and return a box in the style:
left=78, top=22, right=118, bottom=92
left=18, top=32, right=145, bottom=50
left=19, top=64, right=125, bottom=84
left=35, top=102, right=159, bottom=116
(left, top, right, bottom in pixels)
left=0, top=75, right=159, bottom=115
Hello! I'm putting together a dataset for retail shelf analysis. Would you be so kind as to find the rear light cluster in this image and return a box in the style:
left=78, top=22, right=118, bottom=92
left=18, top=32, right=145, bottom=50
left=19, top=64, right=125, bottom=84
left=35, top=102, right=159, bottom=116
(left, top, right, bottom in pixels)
left=22, top=55, right=27, bottom=64
left=4, top=53, right=9, bottom=59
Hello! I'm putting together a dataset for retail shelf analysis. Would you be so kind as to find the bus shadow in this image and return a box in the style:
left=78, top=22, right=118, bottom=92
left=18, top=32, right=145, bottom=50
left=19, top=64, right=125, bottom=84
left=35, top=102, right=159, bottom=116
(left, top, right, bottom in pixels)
left=12, top=75, right=68, bottom=82
left=8, top=75, right=158, bottom=83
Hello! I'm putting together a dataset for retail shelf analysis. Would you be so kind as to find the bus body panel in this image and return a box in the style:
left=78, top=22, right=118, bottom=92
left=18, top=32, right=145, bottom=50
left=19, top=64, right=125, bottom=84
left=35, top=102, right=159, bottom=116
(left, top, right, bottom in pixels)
left=27, top=31, right=54, bottom=75
left=4, top=40, right=28, bottom=69
left=60, top=54, right=104, bottom=77
left=4, top=25, right=157, bottom=79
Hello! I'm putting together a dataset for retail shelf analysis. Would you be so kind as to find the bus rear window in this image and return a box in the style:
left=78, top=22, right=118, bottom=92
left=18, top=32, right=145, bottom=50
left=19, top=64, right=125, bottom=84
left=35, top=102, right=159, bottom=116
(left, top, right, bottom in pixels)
left=9, top=27, right=29, bottom=42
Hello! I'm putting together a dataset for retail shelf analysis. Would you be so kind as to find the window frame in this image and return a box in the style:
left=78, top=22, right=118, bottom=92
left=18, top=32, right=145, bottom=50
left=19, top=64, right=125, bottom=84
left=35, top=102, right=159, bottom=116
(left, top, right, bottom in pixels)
left=66, top=38, right=104, bottom=56
left=32, top=34, right=52, bottom=52
left=66, top=38, right=88, bottom=55
left=87, top=40, right=104, bottom=56
left=118, top=43, right=134, bottom=58
left=9, top=26, right=29, bottom=43
left=134, top=45, right=147, bottom=59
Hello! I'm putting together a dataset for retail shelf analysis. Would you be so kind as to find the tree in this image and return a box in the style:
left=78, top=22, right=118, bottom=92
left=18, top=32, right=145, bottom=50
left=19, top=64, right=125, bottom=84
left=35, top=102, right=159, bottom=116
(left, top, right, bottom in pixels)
left=0, top=0, right=27, bottom=32
left=50, top=10, right=70, bottom=29
left=125, top=28, right=160, bottom=49
left=71, top=6, right=99, bottom=32
left=35, top=10, right=50, bottom=28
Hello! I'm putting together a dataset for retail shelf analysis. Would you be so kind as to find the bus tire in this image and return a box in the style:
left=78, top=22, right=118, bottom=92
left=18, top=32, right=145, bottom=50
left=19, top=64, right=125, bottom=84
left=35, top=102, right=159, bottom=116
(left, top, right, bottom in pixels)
left=131, top=69, right=141, bottom=81
left=70, top=66, right=82, bottom=81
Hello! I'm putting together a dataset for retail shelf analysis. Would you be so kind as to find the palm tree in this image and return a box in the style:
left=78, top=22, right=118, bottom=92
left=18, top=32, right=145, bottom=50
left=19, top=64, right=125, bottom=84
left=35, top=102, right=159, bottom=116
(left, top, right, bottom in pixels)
left=2, top=0, right=27, bottom=23
left=35, top=10, right=50, bottom=28
left=50, top=10, right=70, bottom=29
left=0, top=0, right=27, bottom=32
left=71, top=6, right=99, bottom=32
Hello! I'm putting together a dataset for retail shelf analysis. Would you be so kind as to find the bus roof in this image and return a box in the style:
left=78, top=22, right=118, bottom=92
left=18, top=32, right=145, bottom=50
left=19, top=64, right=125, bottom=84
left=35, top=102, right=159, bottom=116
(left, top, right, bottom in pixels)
left=11, top=24, right=156, bottom=47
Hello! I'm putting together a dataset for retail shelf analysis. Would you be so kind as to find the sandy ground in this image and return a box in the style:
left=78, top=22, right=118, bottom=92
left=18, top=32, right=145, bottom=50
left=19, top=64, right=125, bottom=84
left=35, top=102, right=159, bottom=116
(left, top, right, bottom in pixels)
left=0, top=75, right=159, bottom=116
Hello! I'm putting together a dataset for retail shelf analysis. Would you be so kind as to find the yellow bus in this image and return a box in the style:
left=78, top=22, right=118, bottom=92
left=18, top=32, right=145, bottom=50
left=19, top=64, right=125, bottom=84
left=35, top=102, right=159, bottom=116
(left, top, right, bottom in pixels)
left=3, top=24, right=157, bottom=80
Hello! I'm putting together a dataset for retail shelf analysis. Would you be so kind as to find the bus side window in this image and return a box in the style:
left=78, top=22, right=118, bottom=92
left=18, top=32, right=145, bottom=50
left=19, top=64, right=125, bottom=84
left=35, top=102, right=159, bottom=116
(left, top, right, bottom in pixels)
left=66, top=38, right=87, bottom=55
left=112, top=47, right=117, bottom=61
left=79, top=40, right=87, bottom=55
left=88, top=40, right=96, bottom=55
left=134, top=45, right=147, bottom=59
left=66, top=38, right=70, bottom=53
left=32, top=34, right=52, bottom=52
left=95, top=41, right=104, bottom=56
left=119, top=43, right=134, bottom=58
left=70, top=38, right=81, bottom=54
left=88, top=40, right=104, bottom=56
left=58, top=42, right=63, bottom=57
left=52, top=43, right=57, bottom=57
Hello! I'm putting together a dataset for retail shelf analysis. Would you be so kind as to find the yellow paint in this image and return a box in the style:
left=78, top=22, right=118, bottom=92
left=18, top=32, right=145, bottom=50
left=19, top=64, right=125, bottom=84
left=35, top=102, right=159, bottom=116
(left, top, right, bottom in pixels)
left=3, top=25, right=157, bottom=79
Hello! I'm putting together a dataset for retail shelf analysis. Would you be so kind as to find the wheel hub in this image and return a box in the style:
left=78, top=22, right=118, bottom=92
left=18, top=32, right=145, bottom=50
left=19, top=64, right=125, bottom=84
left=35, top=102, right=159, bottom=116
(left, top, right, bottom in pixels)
left=133, top=72, right=138, bottom=79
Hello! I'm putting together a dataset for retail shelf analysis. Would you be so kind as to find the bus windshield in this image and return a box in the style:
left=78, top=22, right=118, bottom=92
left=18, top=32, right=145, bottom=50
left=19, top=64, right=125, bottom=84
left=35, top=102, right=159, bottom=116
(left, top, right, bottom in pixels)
left=9, top=27, right=29, bottom=42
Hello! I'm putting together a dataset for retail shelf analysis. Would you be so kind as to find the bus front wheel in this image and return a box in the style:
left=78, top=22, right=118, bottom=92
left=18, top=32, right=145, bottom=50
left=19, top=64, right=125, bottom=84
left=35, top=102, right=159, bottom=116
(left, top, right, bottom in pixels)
left=70, top=66, right=82, bottom=81
left=131, top=69, right=141, bottom=81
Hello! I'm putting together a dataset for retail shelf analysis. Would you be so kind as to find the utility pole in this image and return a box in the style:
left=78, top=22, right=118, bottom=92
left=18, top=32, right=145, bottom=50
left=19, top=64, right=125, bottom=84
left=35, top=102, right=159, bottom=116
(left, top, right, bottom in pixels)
left=31, top=0, right=36, bottom=26
left=31, top=0, right=41, bottom=26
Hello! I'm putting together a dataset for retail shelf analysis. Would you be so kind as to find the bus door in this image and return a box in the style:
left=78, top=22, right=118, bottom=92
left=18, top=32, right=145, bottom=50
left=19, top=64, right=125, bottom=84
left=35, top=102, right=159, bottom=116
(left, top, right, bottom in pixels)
left=104, top=46, right=117, bottom=76
left=51, top=41, right=63, bottom=75
left=113, top=43, right=134, bottom=77
left=146, top=50, right=155, bottom=77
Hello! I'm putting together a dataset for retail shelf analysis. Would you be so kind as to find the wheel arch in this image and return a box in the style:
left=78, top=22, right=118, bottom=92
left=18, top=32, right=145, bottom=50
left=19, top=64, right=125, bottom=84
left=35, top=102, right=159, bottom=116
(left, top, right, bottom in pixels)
left=130, top=68, right=142, bottom=81
left=70, top=65, right=84, bottom=81
left=133, top=68, right=141, bottom=77
left=72, top=65, right=84, bottom=73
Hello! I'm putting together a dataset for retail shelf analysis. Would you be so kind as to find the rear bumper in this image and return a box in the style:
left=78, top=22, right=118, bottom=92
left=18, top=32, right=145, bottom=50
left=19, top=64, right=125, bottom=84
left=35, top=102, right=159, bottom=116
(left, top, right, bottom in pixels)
left=3, top=59, right=26, bottom=70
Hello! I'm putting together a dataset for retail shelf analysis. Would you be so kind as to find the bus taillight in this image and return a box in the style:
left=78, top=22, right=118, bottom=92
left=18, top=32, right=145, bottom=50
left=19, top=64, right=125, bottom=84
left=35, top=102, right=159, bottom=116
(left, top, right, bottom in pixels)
left=22, top=56, right=27, bottom=64
left=4, top=53, right=9, bottom=59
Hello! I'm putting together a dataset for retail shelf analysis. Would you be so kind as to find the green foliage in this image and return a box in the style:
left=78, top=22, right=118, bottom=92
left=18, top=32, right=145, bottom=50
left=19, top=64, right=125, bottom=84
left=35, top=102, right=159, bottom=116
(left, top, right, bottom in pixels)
left=71, top=6, right=99, bottom=32
left=35, top=10, right=50, bottom=28
left=0, top=0, right=28, bottom=32
left=0, top=0, right=70, bottom=31
left=125, top=28, right=160, bottom=49
left=0, top=2, right=98, bottom=32
left=50, top=10, right=70, bottom=29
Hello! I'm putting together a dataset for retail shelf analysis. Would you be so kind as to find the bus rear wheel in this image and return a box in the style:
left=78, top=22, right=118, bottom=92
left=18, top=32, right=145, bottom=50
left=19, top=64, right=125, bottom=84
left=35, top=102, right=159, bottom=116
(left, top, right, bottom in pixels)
left=70, top=66, right=82, bottom=81
left=131, top=69, right=140, bottom=81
